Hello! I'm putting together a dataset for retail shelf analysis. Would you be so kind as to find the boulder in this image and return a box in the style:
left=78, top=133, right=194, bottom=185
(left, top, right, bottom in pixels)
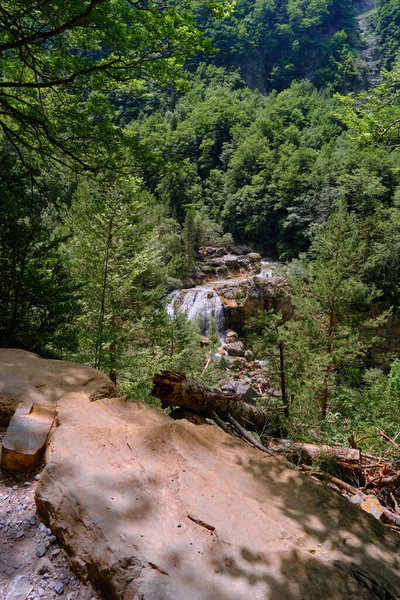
left=0, top=349, right=118, bottom=426
left=246, top=252, right=261, bottom=263
left=1, top=403, right=55, bottom=472
left=222, top=380, right=259, bottom=404
left=36, top=392, right=400, bottom=600
left=225, top=329, right=238, bottom=343
left=224, top=340, right=245, bottom=356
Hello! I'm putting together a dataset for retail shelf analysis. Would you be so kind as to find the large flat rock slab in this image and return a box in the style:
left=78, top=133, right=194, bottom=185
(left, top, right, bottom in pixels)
left=0, top=349, right=118, bottom=426
left=1, top=404, right=55, bottom=472
left=36, top=393, right=400, bottom=600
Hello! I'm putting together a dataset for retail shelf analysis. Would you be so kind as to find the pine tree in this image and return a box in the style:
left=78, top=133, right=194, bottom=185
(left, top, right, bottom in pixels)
left=288, top=200, right=389, bottom=419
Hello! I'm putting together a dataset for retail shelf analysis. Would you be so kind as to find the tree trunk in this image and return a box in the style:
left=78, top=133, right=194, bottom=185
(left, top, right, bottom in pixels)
left=266, top=438, right=364, bottom=483
left=151, top=371, right=270, bottom=432
left=279, top=340, right=289, bottom=418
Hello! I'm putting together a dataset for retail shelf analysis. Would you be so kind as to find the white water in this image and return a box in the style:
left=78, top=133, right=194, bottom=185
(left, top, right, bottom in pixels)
left=258, top=258, right=283, bottom=279
left=166, top=287, right=225, bottom=339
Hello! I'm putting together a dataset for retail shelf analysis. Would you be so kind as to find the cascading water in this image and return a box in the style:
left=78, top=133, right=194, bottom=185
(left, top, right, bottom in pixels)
left=259, top=258, right=283, bottom=278
left=166, top=287, right=225, bottom=340
left=259, top=264, right=273, bottom=278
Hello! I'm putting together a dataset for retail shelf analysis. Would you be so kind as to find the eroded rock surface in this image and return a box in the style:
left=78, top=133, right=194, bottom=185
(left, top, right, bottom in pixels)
left=0, top=349, right=118, bottom=426
left=36, top=392, right=400, bottom=600
left=1, top=404, right=55, bottom=472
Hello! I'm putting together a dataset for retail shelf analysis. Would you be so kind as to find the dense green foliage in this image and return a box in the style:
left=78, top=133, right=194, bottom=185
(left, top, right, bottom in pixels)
left=0, top=0, right=232, bottom=168
left=376, top=0, right=400, bottom=68
left=0, top=0, right=399, bottom=446
left=193, top=0, right=357, bottom=92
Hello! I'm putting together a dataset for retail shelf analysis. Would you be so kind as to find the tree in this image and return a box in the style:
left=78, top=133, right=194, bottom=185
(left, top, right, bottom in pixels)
left=0, top=143, right=80, bottom=354
left=0, top=0, right=232, bottom=169
left=66, top=175, right=165, bottom=381
left=288, top=201, right=388, bottom=419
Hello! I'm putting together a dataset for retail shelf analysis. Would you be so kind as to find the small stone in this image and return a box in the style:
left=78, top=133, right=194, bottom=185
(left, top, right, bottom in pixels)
left=36, top=544, right=46, bottom=558
left=66, top=593, right=75, bottom=600
left=54, top=582, right=65, bottom=595
left=50, top=548, right=60, bottom=557
left=12, top=485, right=18, bottom=490
left=362, top=497, right=384, bottom=520
left=24, top=481, right=31, bottom=486
left=177, top=523, right=182, bottom=528
left=15, top=530, right=25, bottom=539
left=33, top=474, right=41, bottom=481
left=49, top=535, right=57, bottom=544
left=38, top=589, right=45, bottom=598
left=35, top=557, right=55, bottom=575
left=349, top=494, right=363, bottom=506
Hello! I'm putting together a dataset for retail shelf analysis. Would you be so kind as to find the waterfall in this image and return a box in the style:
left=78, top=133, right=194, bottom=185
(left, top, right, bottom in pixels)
left=259, top=258, right=283, bottom=278
left=166, top=287, right=225, bottom=339
left=259, top=260, right=273, bottom=278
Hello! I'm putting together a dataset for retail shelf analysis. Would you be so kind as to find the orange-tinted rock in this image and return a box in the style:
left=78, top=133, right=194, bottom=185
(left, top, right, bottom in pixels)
left=0, top=349, right=118, bottom=426
left=1, top=404, right=55, bottom=472
left=36, top=392, right=400, bottom=600
left=362, top=497, right=384, bottom=520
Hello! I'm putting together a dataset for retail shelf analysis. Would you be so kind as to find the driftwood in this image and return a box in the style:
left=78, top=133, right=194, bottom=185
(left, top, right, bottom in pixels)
left=152, top=371, right=270, bottom=432
left=300, top=465, right=400, bottom=528
left=266, top=438, right=364, bottom=482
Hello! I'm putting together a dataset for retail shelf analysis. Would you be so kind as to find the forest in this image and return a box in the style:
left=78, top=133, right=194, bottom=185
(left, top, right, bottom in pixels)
left=1, top=0, right=400, bottom=463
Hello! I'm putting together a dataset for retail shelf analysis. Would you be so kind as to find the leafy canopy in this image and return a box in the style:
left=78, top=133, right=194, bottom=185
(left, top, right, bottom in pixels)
left=0, top=0, right=232, bottom=169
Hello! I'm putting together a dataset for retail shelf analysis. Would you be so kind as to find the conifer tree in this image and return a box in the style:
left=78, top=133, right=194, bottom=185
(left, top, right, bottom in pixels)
left=288, top=201, right=389, bottom=419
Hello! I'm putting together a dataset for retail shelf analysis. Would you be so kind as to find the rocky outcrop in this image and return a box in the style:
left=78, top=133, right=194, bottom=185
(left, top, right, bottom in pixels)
left=215, top=275, right=291, bottom=331
left=36, top=391, right=400, bottom=600
left=0, top=349, right=118, bottom=426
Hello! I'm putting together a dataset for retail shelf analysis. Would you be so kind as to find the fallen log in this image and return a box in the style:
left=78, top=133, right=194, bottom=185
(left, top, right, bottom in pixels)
left=151, top=371, right=270, bottom=432
left=266, top=438, right=364, bottom=483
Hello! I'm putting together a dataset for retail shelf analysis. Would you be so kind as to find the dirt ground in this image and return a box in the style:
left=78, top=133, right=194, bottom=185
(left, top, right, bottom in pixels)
left=0, top=432, right=100, bottom=600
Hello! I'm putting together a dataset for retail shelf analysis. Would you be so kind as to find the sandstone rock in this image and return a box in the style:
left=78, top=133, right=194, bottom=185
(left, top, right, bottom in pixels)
left=35, top=557, right=55, bottom=575
left=225, top=329, right=238, bottom=343
left=0, top=349, right=118, bottom=426
left=197, top=335, right=211, bottom=346
left=36, top=392, right=400, bottom=600
left=224, top=340, right=245, bottom=356
left=362, top=497, right=384, bottom=520
left=1, top=405, right=55, bottom=472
